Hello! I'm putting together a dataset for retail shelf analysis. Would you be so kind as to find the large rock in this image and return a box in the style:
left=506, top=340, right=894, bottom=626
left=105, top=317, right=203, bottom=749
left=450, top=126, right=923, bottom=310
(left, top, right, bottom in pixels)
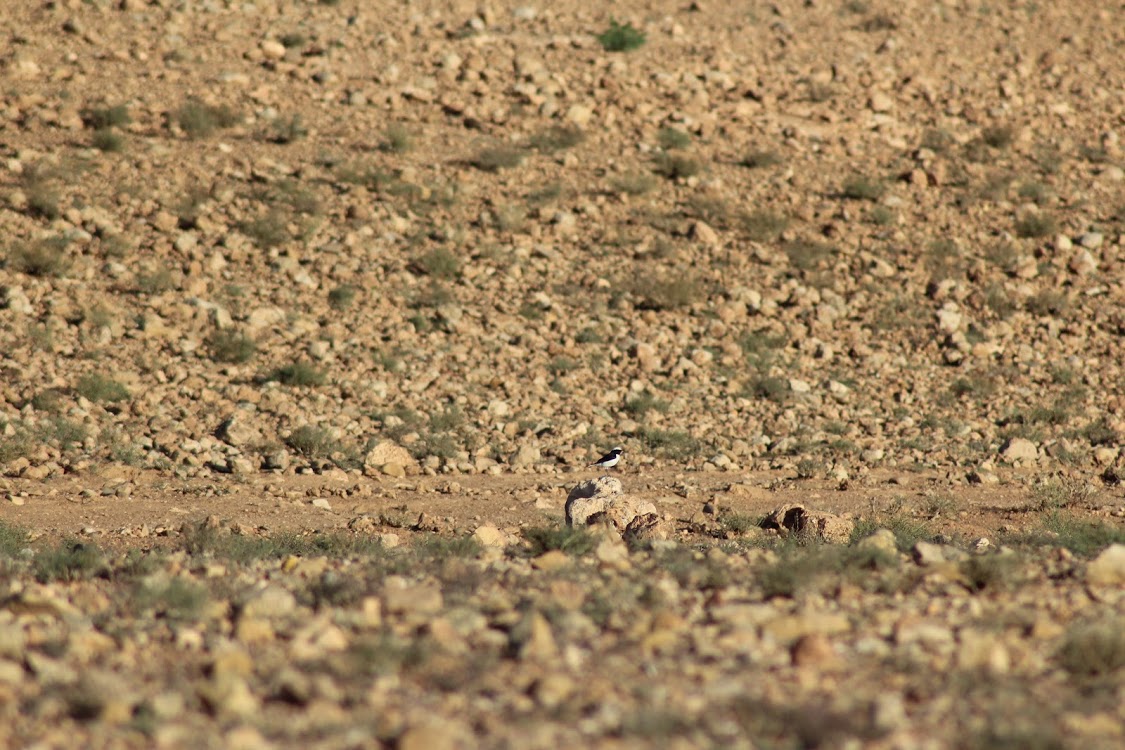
left=363, top=441, right=416, bottom=477
left=508, top=444, right=540, bottom=468
left=999, top=437, right=1037, bottom=463
left=564, top=477, right=655, bottom=528
left=216, top=415, right=262, bottom=447
left=1086, top=544, right=1125, bottom=586
left=760, top=503, right=853, bottom=543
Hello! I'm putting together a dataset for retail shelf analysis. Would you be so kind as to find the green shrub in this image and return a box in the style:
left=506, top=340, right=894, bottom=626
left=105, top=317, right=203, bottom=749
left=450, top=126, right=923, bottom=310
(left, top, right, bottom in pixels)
left=9, top=237, right=70, bottom=277
left=76, top=374, right=130, bottom=403
left=175, top=99, right=240, bottom=139
left=92, top=129, right=125, bottom=152
left=842, top=174, right=885, bottom=201
left=411, top=247, right=461, bottom=279
left=34, top=540, right=105, bottom=583
left=522, top=526, right=595, bottom=556
left=652, top=153, right=701, bottom=180
left=381, top=124, right=414, bottom=153
left=657, top=127, right=691, bottom=150
left=530, top=125, right=585, bottom=153
left=82, top=104, right=131, bottom=130
left=207, top=330, right=257, bottom=364
left=328, top=285, right=358, bottom=310
left=471, top=146, right=525, bottom=172
left=629, top=273, right=703, bottom=310
left=269, top=362, right=326, bottom=387
left=1057, top=620, right=1125, bottom=677
left=597, top=19, right=646, bottom=52
left=286, top=425, right=340, bottom=458
left=611, top=172, right=658, bottom=195
left=740, top=150, right=784, bottom=169
left=1014, top=212, right=1056, bottom=238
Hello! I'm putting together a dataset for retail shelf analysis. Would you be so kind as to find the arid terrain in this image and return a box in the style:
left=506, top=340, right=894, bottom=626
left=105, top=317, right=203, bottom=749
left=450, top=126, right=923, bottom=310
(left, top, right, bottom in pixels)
left=1, top=0, right=1124, bottom=748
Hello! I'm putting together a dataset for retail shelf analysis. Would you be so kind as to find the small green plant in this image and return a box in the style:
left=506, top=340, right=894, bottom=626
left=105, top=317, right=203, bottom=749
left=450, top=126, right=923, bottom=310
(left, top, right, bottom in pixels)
left=842, top=174, right=886, bottom=201
left=1030, top=478, right=1092, bottom=512
left=279, top=32, right=306, bottom=48
left=652, top=153, right=701, bottom=180
left=547, top=356, right=579, bottom=376
left=328, top=285, right=358, bottom=310
left=624, top=393, right=669, bottom=418
left=919, top=127, right=954, bottom=152
left=1057, top=619, right=1125, bottom=677
left=657, top=127, right=691, bottom=150
left=1046, top=514, right=1125, bottom=555
left=76, top=373, right=130, bottom=403
left=950, top=375, right=996, bottom=399
left=1082, top=417, right=1118, bottom=447
left=82, top=104, right=131, bottom=130
left=184, top=527, right=380, bottom=563
left=530, top=125, right=585, bottom=153
left=134, top=576, right=209, bottom=621
left=638, top=428, right=699, bottom=459
left=412, top=535, right=481, bottom=560
left=268, top=114, right=307, bottom=144
left=92, top=129, right=125, bottom=152
left=239, top=210, right=290, bottom=247
left=46, top=417, right=88, bottom=449
left=784, top=240, right=834, bottom=271
left=30, top=389, right=64, bottom=414
left=0, top=520, right=29, bottom=558
left=269, top=361, right=326, bottom=387
left=380, top=123, right=414, bottom=153
left=1025, top=289, right=1067, bottom=316
left=719, top=513, right=759, bottom=535
left=611, top=172, right=658, bottom=195
left=1017, top=181, right=1053, bottom=205
left=135, top=265, right=175, bottom=294
left=522, top=526, right=596, bottom=556
left=471, top=145, right=526, bottom=172
left=175, top=99, right=240, bottom=139
left=740, top=150, right=784, bottom=169
left=850, top=510, right=932, bottom=552
left=868, top=206, right=896, bottom=225
left=285, top=425, right=340, bottom=458
left=411, top=247, right=461, bottom=279
left=33, top=540, right=105, bottom=583
left=741, top=210, right=789, bottom=242
left=207, top=330, right=257, bottom=364
left=758, top=545, right=898, bottom=598
left=9, top=236, right=70, bottom=277
left=960, top=553, right=1021, bottom=592
left=0, top=425, right=34, bottom=464
left=1014, top=211, right=1056, bottom=238
left=1079, top=143, right=1109, bottom=164
left=597, top=19, right=646, bottom=52
left=629, top=273, right=703, bottom=310
left=749, top=375, right=789, bottom=402
left=982, top=124, right=1015, bottom=149
left=795, top=457, right=822, bottom=480
left=859, top=13, right=897, bottom=31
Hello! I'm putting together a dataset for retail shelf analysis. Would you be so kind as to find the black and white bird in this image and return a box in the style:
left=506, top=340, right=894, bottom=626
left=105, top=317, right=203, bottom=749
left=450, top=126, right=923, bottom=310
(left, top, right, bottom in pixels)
left=589, top=446, right=624, bottom=472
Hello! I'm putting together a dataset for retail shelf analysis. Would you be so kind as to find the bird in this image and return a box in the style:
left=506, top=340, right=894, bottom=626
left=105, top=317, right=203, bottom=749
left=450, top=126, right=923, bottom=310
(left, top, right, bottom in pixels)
left=589, top=446, right=624, bottom=472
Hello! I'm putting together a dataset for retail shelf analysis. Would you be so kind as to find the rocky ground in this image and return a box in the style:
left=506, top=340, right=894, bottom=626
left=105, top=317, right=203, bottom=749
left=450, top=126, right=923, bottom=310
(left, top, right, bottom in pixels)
left=1, top=0, right=1124, bottom=748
